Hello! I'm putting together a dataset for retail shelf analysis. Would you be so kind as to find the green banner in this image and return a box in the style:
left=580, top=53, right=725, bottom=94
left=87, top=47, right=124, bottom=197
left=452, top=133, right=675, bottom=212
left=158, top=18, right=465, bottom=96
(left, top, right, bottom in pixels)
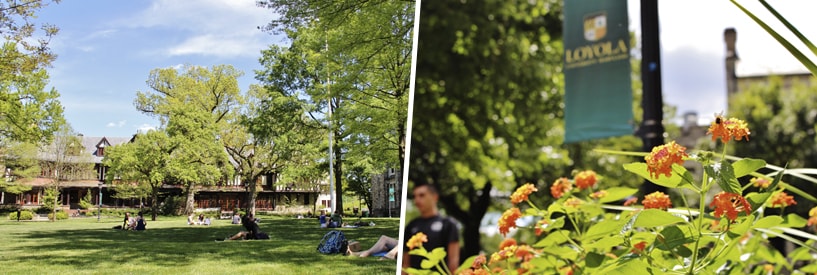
left=563, top=0, right=633, bottom=143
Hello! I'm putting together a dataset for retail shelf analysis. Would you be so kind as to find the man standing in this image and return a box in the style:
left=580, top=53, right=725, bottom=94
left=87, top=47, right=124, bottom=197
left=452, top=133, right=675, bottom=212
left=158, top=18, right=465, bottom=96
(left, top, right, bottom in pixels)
left=402, top=183, right=460, bottom=272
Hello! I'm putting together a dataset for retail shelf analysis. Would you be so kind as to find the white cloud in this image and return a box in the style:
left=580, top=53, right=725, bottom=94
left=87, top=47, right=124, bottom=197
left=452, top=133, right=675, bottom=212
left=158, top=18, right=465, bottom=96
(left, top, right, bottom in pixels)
left=135, top=124, right=157, bottom=133
left=121, top=0, right=276, bottom=58
left=106, top=120, right=127, bottom=128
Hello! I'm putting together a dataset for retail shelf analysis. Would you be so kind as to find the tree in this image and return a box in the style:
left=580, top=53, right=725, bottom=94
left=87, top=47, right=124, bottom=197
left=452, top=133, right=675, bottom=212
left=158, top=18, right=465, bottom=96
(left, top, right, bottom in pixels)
left=1, top=0, right=64, bottom=148
left=1, top=141, right=38, bottom=203
left=223, top=85, right=322, bottom=215
left=103, top=130, right=172, bottom=221
left=257, top=0, right=414, bottom=214
left=135, top=64, right=242, bottom=215
left=409, top=0, right=570, bottom=259
left=729, top=76, right=817, bottom=215
left=39, top=124, right=92, bottom=221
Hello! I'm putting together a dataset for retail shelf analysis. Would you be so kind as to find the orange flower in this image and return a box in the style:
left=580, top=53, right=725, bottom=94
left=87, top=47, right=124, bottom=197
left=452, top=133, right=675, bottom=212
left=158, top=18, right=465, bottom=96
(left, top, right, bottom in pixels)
left=534, top=218, right=549, bottom=236
left=498, top=208, right=522, bottom=236
left=769, top=192, right=796, bottom=208
left=707, top=115, right=750, bottom=143
left=631, top=241, right=647, bottom=254
left=751, top=177, right=771, bottom=189
left=645, top=141, right=688, bottom=179
left=515, top=245, right=536, bottom=262
left=499, top=238, right=517, bottom=250
left=406, top=232, right=428, bottom=250
left=710, top=192, right=752, bottom=221
left=550, top=177, right=572, bottom=199
left=511, top=183, right=538, bottom=204
left=642, top=191, right=672, bottom=210
left=623, top=197, right=638, bottom=206
left=590, top=190, right=608, bottom=200
left=471, top=254, right=486, bottom=269
left=564, top=197, right=583, bottom=209
left=808, top=207, right=817, bottom=229
left=574, top=170, right=598, bottom=190
left=490, top=245, right=516, bottom=264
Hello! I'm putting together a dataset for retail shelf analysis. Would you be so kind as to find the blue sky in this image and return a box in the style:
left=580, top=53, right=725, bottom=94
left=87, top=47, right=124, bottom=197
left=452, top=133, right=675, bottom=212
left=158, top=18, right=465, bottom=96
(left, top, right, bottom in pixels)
left=35, top=0, right=283, bottom=137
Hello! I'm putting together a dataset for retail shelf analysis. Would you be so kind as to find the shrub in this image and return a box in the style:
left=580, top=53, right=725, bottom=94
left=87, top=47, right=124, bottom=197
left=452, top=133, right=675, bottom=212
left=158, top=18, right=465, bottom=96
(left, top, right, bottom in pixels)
left=160, top=196, right=184, bottom=216
left=7, top=210, right=34, bottom=220
left=47, top=211, right=68, bottom=220
left=78, top=189, right=94, bottom=210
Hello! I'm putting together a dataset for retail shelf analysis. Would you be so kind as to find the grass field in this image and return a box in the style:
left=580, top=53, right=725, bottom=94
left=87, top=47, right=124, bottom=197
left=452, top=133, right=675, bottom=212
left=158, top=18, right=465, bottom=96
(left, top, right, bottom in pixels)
left=0, top=215, right=399, bottom=274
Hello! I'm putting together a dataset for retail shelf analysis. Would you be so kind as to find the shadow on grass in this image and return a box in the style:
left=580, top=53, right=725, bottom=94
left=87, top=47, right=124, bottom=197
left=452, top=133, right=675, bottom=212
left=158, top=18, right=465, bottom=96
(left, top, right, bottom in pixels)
left=7, top=217, right=399, bottom=273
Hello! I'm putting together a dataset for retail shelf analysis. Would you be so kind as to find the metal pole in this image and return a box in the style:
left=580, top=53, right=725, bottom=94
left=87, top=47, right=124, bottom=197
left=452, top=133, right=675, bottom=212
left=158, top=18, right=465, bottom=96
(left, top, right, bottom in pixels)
left=638, top=0, right=667, bottom=197
left=98, top=183, right=102, bottom=221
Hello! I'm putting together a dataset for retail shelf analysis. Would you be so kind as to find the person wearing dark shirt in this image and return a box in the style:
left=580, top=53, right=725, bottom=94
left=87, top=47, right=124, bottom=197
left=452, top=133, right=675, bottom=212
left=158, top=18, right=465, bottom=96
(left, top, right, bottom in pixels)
left=402, top=183, right=460, bottom=273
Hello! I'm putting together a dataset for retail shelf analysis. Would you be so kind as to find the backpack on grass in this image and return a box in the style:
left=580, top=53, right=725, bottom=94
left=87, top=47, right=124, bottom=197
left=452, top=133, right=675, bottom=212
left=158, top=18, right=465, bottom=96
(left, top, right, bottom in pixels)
left=317, top=230, right=348, bottom=254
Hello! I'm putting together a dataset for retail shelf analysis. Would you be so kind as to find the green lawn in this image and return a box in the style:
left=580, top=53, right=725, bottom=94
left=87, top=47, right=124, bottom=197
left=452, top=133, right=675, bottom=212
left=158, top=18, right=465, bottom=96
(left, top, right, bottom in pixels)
left=0, top=215, right=399, bottom=274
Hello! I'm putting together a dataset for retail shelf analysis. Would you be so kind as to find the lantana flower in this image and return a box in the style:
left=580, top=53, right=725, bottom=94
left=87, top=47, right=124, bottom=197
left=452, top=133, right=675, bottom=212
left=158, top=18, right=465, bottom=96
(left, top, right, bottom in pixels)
left=769, top=191, right=796, bottom=208
left=623, top=197, right=638, bottom=206
left=642, top=191, right=672, bottom=210
left=590, top=190, right=608, bottom=200
left=707, top=114, right=750, bottom=143
left=550, top=177, right=572, bottom=199
left=510, top=183, right=538, bottom=204
left=564, top=197, right=583, bottom=209
left=534, top=218, right=549, bottom=236
left=574, top=170, right=598, bottom=190
left=631, top=241, right=648, bottom=254
left=406, top=232, right=428, bottom=250
left=498, top=207, right=522, bottom=236
left=710, top=192, right=752, bottom=221
left=499, top=238, right=517, bottom=250
left=807, top=206, right=817, bottom=229
left=751, top=177, right=771, bottom=189
left=645, top=141, right=688, bottom=179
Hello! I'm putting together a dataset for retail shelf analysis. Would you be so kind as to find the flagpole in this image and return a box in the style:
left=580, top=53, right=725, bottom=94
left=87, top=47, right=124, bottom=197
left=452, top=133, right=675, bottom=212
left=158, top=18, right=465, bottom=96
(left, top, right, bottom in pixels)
left=638, top=0, right=666, bottom=197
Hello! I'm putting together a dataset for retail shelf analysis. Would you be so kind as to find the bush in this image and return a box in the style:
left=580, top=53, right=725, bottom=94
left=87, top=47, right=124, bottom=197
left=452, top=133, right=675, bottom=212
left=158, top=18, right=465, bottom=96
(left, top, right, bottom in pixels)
left=7, top=210, right=34, bottom=220
left=160, top=196, right=184, bottom=216
left=78, top=189, right=94, bottom=210
left=47, top=211, right=68, bottom=220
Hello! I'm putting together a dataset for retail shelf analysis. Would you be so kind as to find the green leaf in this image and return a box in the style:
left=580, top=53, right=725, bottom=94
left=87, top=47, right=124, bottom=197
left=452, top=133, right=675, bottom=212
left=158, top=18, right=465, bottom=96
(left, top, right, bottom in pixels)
left=758, top=0, right=817, bottom=57
left=754, top=216, right=784, bottom=229
left=655, top=226, right=694, bottom=251
left=455, top=255, right=480, bottom=274
left=782, top=213, right=807, bottom=228
left=710, top=160, right=742, bottom=194
left=586, top=252, right=605, bottom=268
left=730, top=0, right=817, bottom=75
left=623, top=162, right=682, bottom=188
left=583, top=220, right=626, bottom=242
left=633, top=209, right=685, bottom=228
left=584, top=236, right=624, bottom=251
left=533, top=230, right=570, bottom=248
left=598, top=187, right=638, bottom=203
left=727, top=214, right=755, bottom=238
left=732, top=158, right=767, bottom=178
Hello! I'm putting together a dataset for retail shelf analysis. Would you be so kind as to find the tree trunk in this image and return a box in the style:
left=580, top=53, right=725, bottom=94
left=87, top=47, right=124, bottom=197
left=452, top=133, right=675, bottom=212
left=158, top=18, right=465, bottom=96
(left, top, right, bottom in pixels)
left=438, top=181, right=492, bottom=263
left=150, top=185, right=159, bottom=221
left=333, top=132, right=344, bottom=214
left=184, top=183, right=196, bottom=215
left=247, top=177, right=258, bottom=216
left=52, top=186, right=59, bottom=222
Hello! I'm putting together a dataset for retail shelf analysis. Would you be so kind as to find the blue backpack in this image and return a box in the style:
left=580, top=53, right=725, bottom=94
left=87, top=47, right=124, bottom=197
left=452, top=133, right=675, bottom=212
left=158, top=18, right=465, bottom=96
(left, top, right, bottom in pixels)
left=317, top=230, right=348, bottom=254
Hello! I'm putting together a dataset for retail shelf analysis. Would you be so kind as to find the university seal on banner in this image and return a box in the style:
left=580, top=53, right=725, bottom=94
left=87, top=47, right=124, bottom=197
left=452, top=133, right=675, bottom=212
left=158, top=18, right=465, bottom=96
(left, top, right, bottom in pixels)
left=583, top=12, right=607, bottom=41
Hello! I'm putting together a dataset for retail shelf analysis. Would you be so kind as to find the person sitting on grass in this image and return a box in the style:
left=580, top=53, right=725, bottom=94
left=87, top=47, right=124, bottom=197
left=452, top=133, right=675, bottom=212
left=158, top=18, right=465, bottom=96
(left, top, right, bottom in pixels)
left=346, top=235, right=399, bottom=260
left=231, top=212, right=241, bottom=224
left=134, top=212, right=147, bottom=231
left=187, top=213, right=196, bottom=225
left=318, top=210, right=327, bottom=228
left=224, top=214, right=269, bottom=241
left=328, top=210, right=343, bottom=228
left=123, top=212, right=136, bottom=230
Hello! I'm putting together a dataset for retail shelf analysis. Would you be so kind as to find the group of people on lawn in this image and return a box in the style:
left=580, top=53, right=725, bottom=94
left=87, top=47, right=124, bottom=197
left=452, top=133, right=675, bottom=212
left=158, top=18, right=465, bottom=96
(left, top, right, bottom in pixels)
left=187, top=213, right=212, bottom=226
left=121, top=212, right=147, bottom=231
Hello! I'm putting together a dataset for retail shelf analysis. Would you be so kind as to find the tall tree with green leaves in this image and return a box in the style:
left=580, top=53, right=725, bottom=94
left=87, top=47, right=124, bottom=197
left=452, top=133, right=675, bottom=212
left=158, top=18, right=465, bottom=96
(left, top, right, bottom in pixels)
left=1, top=0, right=64, bottom=150
left=103, top=130, right=173, bottom=221
left=257, top=0, right=414, bottom=214
left=135, top=64, right=242, bottom=215
left=409, top=0, right=569, bottom=259
left=39, top=124, right=92, bottom=221
left=1, top=141, right=38, bottom=203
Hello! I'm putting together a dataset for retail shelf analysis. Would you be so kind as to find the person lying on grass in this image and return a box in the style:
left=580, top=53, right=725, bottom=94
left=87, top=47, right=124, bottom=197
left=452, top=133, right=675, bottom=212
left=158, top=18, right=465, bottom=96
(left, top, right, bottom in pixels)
left=224, top=214, right=269, bottom=240
left=346, top=235, right=398, bottom=260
